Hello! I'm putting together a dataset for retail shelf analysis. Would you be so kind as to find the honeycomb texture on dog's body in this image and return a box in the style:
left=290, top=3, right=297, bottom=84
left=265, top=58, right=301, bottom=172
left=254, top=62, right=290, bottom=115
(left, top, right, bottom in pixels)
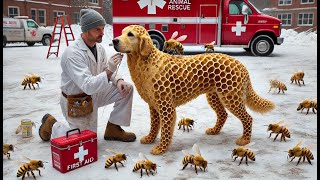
left=120, top=25, right=275, bottom=155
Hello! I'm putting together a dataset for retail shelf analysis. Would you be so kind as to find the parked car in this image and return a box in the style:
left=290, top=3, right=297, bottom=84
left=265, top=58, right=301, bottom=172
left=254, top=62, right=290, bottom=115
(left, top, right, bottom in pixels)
left=3, top=16, right=53, bottom=47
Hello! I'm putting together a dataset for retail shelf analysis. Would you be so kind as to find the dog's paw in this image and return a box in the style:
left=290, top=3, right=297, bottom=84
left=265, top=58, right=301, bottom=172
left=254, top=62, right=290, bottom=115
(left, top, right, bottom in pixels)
left=235, top=137, right=250, bottom=146
left=140, top=135, right=155, bottom=144
left=205, top=128, right=220, bottom=135
left=150, top=145, right=166, bottom=155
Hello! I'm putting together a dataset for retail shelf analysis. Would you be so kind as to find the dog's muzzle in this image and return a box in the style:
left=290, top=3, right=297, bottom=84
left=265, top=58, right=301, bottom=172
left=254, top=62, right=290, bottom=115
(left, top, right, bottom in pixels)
left=112, top=39, right=120, bottom=52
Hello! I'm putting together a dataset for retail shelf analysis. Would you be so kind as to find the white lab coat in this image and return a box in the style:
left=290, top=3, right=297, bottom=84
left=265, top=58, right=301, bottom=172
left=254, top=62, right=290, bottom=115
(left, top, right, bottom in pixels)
left=51, top=37, right=133, bottom=138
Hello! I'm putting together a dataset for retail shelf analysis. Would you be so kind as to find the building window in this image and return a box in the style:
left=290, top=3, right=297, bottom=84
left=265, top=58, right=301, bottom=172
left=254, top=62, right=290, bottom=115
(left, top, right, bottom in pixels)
left=72, top=12, right=80, bottom=24
left=301, top=0, right=314, bottom=4
left=31, top=9, right=37, bottom=21
left=89, top=0, right=98, bottom=4
left=277, top=13, right=292, bottom=26
left=8, top=6, right=19, bottom=17
left=53, top=11, right=65, bottom=22
left=278, top=0, right=292, bottom=5
left=38, top=10, right=46, bottom=26
left=298, top=13, right=313, bottom=26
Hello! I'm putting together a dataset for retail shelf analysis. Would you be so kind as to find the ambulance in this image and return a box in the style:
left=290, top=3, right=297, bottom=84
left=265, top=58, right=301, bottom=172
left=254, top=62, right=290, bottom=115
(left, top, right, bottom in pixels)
left=112, top=0, right=284, bottom=56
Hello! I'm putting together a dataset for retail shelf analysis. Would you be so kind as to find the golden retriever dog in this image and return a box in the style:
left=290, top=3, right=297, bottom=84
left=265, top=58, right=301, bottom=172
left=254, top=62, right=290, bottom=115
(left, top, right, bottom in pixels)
left=113, top=25, right=275, bottom=155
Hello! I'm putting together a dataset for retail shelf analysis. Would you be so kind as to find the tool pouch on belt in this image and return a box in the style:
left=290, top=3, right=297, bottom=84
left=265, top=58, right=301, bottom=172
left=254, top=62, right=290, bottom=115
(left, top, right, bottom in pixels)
left=67, top=94, right=93, bottom=117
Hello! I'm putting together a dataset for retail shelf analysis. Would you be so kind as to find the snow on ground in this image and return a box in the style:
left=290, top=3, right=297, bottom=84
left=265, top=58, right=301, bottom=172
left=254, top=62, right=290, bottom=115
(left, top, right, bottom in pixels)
left=3, top=25, right=317, bottom=180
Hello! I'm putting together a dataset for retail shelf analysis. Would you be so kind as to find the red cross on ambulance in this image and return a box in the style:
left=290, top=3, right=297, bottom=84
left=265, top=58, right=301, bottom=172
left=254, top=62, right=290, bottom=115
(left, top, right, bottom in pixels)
left=231, top=21, right=246, bottom=36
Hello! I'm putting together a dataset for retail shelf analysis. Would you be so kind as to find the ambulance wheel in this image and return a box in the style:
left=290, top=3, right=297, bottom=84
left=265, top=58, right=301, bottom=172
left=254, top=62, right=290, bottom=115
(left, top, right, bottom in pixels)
left=150, top=34, right=164, bottom=51
left=42, top=35, right=51, bottom=46
left=250, top=35, right=274, bottom=56
left=27, top=42, right=35, bottom=46
left=3, top=36, right=7, bottom=47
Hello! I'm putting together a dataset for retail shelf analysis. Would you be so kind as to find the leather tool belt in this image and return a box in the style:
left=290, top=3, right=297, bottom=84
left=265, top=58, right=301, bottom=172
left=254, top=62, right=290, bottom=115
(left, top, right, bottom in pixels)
left=62, top=92, right=93, bottom=117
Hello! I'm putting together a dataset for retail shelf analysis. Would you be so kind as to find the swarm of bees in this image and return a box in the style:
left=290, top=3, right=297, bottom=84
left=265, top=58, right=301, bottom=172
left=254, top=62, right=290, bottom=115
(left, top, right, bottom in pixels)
left=287, top=140, right=314, bottom=166
left=291, top=71, right=305, bottom=86
left=204, top=41, right=215, bottom=53
left=3, top=144, right=14, bottom=159
left=181, top=144, right=208, bottom=174
left=178, top=118, right=195, bottom=132
left=104, top=149, right=127, bottom=171
left=265, top=120, right=291, bottom=142
left=297, top=99, right=317, bottom=115
left=21, top=73, right=41, bottom=90
left=163, top=31, right=187, bottom=55
left=16, top=157, right=47, bottom=180
left=231, top=142, right=257, bottom=166
left=133, top=153, right=157, bottom=178
left=269, top=79, right=287, bottom=94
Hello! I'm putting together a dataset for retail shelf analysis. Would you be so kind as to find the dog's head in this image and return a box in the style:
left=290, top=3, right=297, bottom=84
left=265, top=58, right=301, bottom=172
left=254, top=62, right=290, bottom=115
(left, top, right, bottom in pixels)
left=112, top=25, right=153, bottom=57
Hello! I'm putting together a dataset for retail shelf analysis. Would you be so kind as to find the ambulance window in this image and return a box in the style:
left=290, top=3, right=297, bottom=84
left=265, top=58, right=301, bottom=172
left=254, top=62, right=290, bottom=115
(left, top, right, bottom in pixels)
left=27, top=20, right=38, bottom=28
left=162, top=24, right=168, bottom=32
left=229, top=1, right=252, bottom=15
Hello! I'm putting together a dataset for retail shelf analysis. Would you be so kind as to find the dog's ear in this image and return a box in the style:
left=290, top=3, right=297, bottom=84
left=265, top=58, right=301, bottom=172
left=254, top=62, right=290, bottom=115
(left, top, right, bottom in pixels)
left=139, top=35, right=153, bottom=57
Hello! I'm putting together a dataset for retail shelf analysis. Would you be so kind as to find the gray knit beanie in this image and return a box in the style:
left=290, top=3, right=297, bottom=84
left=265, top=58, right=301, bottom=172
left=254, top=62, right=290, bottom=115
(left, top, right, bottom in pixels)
left=80, top=9, right=106, bottom=32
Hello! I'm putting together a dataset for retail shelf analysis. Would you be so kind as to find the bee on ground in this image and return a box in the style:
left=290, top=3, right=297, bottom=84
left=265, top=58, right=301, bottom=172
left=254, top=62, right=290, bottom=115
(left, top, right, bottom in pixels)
left=287, top=140, right=315, bottom=166
left=181, top=144, right=208, bottom=174
left=16, top=157, right=47, bottom=180
left=265, top=120, right=291, bottom=142
left=291, top=71, right=305, bottom=86
left=231, top=142, right=257, bottom=166
left=297, top=99, right=317, bottom=115
left=269, top=79, right=287, bottom=94
left=178, top=118, right=195, bottom=132
left=3, top=144, right=14, bottom=159
left=21, top=73, right=41, bottom=90
left=103, top=149, right=127, bottom=171
left=204, top=41, right=215, bottom=53
left=132, top=152, right=157, bottom=178
left=163, top=31, right=187, bottom=55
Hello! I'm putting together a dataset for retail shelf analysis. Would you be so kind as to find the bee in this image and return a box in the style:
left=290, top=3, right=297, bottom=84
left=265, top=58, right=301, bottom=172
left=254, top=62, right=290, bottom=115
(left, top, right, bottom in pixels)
left=103, top=149, right=127, bottom=171
left=3, top=144, right=14, bottom=159
left=287, top=140, right=315, bottom=165
left=181, top=144, right=208, bottom=174
left=268, top=79, right=287, bottom=94
left=291, top=71, right=305, bottom=86
left=178, top=118, right=195, bottom=132
left=231, top=142, right=257, bottom=166
left=21, top=73, right=41, bottom=90
left=204, top=41, right=215, bottom=53
left=297, top=99, right=317, bottom=115
left=265, top=120, right=291, bottom=142
left=132, top=152, right=157, bottom=178
left=16, top=157, right=47, bottom=180
left=163, top=31, right=187, bottom=55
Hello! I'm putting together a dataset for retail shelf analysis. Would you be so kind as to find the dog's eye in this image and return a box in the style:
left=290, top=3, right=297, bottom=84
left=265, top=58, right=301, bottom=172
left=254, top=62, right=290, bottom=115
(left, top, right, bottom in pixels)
left=127, top=32, right=134, bottom=37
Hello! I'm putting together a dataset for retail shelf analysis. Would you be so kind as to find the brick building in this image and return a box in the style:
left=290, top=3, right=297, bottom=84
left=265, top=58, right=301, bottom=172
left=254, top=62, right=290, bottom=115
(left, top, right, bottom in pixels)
left=3, top=0, right=105, bottom=27
left=261, top=0, right=317, bottom=32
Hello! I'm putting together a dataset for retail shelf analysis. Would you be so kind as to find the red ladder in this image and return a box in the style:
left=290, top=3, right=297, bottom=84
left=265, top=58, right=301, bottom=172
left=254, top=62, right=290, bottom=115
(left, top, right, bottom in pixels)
left=46, top=15, right=75, bottom=59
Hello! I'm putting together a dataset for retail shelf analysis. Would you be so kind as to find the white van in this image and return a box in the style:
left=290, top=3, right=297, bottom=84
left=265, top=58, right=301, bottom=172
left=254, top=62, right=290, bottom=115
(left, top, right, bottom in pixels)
left=3, top=16, right=53, bottom=47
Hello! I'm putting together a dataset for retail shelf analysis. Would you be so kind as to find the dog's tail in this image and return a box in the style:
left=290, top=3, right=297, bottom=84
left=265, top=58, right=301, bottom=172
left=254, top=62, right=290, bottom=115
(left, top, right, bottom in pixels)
left=245, top=81, right=275, bottom=113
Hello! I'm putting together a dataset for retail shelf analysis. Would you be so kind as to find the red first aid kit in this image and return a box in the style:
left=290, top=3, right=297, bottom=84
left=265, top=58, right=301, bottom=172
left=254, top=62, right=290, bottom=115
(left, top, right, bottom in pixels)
left=51, top=128, right=98, bottom=173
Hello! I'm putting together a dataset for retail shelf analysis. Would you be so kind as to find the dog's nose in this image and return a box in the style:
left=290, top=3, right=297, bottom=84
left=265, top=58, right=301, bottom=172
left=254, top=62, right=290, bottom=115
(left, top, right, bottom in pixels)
left=112, top=39, right=119, bottom=46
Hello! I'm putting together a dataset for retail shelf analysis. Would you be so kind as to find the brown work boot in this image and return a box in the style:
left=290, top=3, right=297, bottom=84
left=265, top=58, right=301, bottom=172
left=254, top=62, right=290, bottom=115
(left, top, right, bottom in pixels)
left=104, top=122, right=136, bottom=142
left=39, top=113, right=57, bottom=141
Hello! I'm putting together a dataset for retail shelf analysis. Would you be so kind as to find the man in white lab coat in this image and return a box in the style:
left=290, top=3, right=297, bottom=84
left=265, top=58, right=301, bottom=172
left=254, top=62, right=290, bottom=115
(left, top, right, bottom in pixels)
left=39, top=9, right=136, bottom=142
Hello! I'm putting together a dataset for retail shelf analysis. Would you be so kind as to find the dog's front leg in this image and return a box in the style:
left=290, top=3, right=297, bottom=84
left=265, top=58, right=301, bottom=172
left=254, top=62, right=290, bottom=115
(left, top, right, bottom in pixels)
left=150, top=104, right=176, bottom=155
left=140, top=106, right=160, bottom=144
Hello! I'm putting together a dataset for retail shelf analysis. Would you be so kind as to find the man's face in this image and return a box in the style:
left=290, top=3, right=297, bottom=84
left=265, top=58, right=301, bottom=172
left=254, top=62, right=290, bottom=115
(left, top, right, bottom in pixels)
left=87, top=25, right=105, bottom=43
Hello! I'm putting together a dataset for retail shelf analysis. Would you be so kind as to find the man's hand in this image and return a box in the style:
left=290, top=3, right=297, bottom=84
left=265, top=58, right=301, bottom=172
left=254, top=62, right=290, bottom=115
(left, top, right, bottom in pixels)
left=107, top=53, right=123, bottom=72
left=117, top=79, right=132, bottom=97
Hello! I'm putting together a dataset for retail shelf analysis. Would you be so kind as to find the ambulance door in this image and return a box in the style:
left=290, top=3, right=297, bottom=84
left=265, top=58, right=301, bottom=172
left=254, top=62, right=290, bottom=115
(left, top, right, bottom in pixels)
left=222, top=0, right=253, bottom=45
left=199, top=4, right=218, bottom=44
left=25, top=20, right=42, bottom=41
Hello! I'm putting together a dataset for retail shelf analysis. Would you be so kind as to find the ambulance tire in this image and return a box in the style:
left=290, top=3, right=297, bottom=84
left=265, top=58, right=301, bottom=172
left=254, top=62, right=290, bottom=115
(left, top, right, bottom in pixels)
left=3, top=36, right=7, bottom=47
left=150, top=34, right=164, bottom=51
left=42, top=35, right=51, bottom=46
left=250, top=35, right=274, bottom=56
left=27, top=42, right=35, bottom=46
